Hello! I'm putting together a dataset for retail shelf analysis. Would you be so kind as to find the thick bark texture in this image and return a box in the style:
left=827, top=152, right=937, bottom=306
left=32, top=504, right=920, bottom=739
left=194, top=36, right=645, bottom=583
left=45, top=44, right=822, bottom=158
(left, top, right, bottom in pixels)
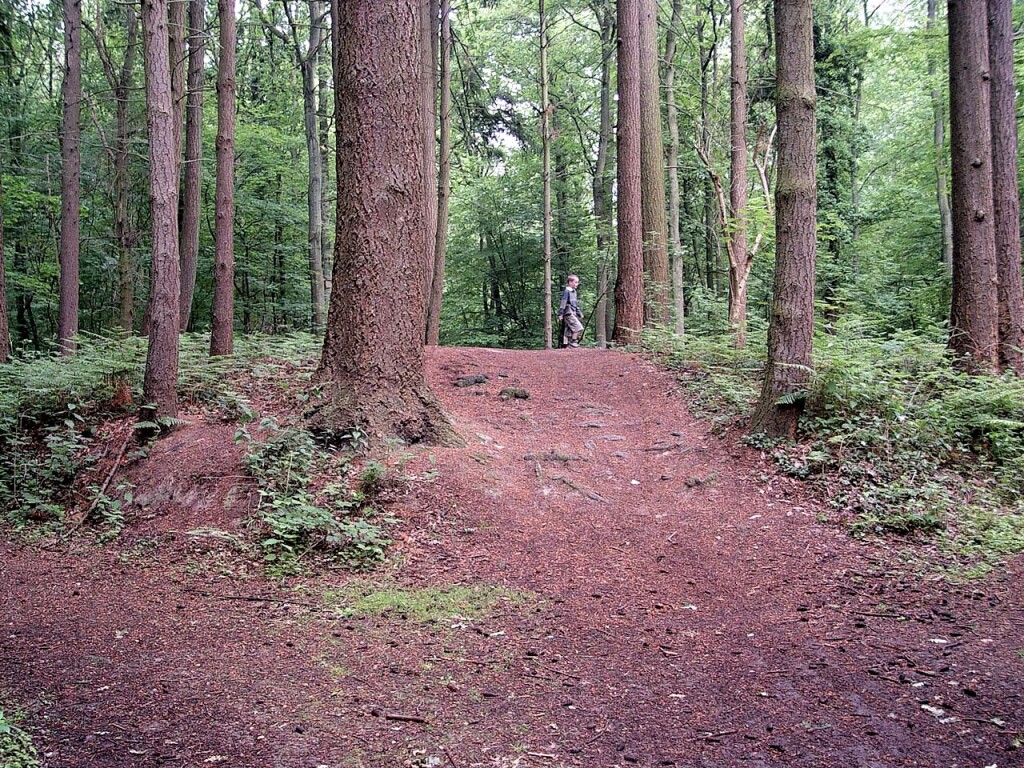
left=168, top=0, right=186, bottom=161
left=0, top=167, right=9, bottom=362
left=425, top=0, right=451, bottom=346
left=179, top=0, right=205, bottom=329
left=988, top=0, right=1023, bottom=374
left=947, top=0, right=998, bottom=371
left=142, top=0, right=182, bottom=418
left=664, top=0, right=684, bottom=337
left=727, top=0, right=750, bottom=346
left=540, top=0, right=553, bottom=349
left=419, top=0, right=438, bottom=341
left=638, top=0, right=669, bottom=326
left=210, top=0, right=236, bottom=355
left=614, top=0, right=644, bottom=345
left=59, top=0, right=82, bottom=353
left=750, top=0, right=816, bottom=439
left=313, top=0, right=458, bottom=447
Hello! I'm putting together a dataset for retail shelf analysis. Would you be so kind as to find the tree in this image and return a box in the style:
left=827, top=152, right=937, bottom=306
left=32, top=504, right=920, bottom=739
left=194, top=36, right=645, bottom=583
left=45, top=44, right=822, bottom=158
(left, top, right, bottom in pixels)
left=591, top=0, right=615, bottom=348
left=58, top=0, right=82, bottom=353
left=0, top=163, right=8, bottom=363
left=614, top=0, right=643, bottom=345
left=947, top=0, right=997, bottom=371
left=987, top=0, right=1022, bottom=374
left=312, top=0, right=457, bottom=446
left=210, top=0, right=236, bottom=356
left=638, top=0, right=668, bottom=326
left=425, top=0, right=451, bottom=346
left=727, top=0, right=750, bottom=346
left=927, top=0, right=953, bottom=278
left=663, top=0, right=684, bottom=337
left=142, top=0, right=182, bottom=418
left=179, top=0, right=206, bottom=330
left=750, top=0, right=816, bottom=438
left=540, top=0, right=553, bottom=349
left=420, top=0, right=438, bottom=342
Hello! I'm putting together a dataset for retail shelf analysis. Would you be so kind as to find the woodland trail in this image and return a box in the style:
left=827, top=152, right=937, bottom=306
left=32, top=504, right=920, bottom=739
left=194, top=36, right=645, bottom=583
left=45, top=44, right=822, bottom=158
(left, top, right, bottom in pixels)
left=2, top=346, right=1022, bottom=768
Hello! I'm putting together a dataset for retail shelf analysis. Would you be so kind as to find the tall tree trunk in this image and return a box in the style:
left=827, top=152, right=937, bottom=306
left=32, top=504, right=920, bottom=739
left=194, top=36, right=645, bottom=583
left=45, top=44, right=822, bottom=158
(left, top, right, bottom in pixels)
left=210, top=0, right=236, bottom=355
left=312, top=0, right=458, bottom=447
left=638, top=0, right=669, bottom=326
left=727, top=0, right=750, bottom=346
left=419, top=0, right=438, bottom=340
left=750, top=0, right=816, bottom=438
left=697, top=2, right=717, bottom=295
left=988, top=0, right=1023, bottom=374
left=425, top=0, right=451, bottom=345
left=306, top=0, right=327, bottom=332
left=592, top=0, right=614, bottom=348
left=59, top=0, right=82, bottom=353
left=179, top=0, right=205, bottom=329
left=0, top=165, right=9, bottom=363
left=927, top=0, right=954, bottom=277
left=142, top=0, right=182, bottom=418
left=169, top=0, right=186, bottom=158
left=540, top=0, right=553, bottom=349
left=663, top=0, right=684, bottom=336
left=947, top=0, right=998, bottom=371
left=615, top=0, right=644, bottom=345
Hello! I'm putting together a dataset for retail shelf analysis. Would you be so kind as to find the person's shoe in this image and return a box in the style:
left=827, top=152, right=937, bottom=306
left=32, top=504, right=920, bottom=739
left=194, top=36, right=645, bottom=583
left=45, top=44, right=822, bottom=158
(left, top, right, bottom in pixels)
left=569, top=341, right=580, bottom=348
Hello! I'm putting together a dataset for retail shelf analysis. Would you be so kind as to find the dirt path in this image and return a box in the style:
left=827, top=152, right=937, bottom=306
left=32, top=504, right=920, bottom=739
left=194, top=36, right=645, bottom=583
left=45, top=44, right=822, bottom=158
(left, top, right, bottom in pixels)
left=2, top=346, right=1023, bottom=768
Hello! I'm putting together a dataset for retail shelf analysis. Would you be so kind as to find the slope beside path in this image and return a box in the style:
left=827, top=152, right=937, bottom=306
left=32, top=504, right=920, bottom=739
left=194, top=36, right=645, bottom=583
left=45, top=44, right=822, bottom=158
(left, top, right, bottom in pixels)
left=1, top=345, right=1021, bottom=767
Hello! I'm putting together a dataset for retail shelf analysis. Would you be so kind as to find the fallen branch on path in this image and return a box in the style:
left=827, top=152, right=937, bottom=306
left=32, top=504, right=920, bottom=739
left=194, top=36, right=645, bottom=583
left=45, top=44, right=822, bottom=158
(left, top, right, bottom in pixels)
left=549, top=474, right=607, bottom=503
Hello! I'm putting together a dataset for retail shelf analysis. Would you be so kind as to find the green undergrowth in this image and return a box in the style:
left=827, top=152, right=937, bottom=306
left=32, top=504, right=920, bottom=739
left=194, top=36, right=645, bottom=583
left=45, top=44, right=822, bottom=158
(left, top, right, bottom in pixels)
left=0, top=707, right=40, bottom=768
left=0, top=333, right=319, bottom=538
left=644, top=318, right=1024, bottom=576
left=322, top=582, right=529, bottom=624
left=238, top=418, right=396, bottom=574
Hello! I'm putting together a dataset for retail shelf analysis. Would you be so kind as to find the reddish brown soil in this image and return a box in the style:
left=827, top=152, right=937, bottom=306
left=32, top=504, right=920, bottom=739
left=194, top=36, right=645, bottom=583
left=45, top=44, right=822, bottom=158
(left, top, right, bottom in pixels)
left=2, top=346, right=1023, bottom=768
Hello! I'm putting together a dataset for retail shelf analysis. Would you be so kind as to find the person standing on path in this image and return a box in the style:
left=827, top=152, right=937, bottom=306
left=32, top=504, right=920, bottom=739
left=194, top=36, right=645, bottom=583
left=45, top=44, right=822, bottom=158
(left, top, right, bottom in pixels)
left=558, top=274, right=584, bottom=347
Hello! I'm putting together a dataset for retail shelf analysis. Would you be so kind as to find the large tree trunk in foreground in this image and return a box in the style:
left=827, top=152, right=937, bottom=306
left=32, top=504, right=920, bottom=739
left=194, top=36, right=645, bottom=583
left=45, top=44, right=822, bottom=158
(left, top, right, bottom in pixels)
left=210, top=0, right=236, bottom=356
left=59, top=0, right=82, bottom=353
left=179, top=0, right=205, bottom=329
left=750, top=0, right=816, bottom=439
left=425, top=0, right=451, bottom=346
left=142, top=0, right=182, bottom=418
left=313, top=0, right=458, bottom=447
left=638, top=0, right=669, bottom=326
left=988, top=0, right=1023, bottom=374
left=727, top=0, right=750, bottom=347
left=614, top=0, right=644, bottom=345
left=947, top=0, right=998, bottom=372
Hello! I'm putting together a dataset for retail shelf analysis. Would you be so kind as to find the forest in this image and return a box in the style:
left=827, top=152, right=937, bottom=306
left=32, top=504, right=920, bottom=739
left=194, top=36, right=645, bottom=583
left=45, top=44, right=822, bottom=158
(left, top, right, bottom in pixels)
left=1, top=0, right=1024, bottom=765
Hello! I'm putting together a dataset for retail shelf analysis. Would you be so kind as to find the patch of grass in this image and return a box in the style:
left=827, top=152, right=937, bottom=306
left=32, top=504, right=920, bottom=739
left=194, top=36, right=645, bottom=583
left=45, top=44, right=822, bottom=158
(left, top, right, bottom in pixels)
left=0, top=708, right=40, bottom=768
left=324, top=582, right=529, bottom=624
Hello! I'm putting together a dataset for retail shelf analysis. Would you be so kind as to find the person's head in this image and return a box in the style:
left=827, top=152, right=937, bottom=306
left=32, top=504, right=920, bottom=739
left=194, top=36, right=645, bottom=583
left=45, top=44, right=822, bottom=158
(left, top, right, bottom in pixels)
left=568, top=274, right=579, bottom=289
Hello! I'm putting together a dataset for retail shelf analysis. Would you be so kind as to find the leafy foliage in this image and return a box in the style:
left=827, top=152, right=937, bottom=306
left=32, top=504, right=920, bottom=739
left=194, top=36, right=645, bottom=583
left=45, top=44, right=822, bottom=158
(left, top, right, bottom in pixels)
left=0, top=708, right=39, bottom=768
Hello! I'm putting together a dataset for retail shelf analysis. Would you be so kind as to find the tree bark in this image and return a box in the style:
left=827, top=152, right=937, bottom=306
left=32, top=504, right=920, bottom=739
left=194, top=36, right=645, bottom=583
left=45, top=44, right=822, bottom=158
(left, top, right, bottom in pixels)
left=638, top=0, right=669, bottom=326
left=750, top=0, right=816, bottom=439
left=927, top=0, right=954, bottom=278
left=614, top=0, right=644, bottom=345
left=142, top=0, right=182, bottom=418
left=210, top=0, right=236, bottom=355
left=169, top=0, right=186, bottom=161
left=540, top=0, right=553, bottom=349
left=727, top=0, right=750, bottom=346
left=306, top=0, right=328, bottom=333
left=179, top=0, right=205, bottom=330
left=59, top=0, right=82, bottom=353
left=987, top=0, right=1023, bottom=374
left=419, top=0, right=438, bottom=340
left=663, top=0, right=684, bottom=337
left=425, top=0, right=451, bottom=346
left=947, top=0, right=998, bottom=372
left=592, top=0, right=615, bottom=348
left=312, top=0, right=458, bottom=447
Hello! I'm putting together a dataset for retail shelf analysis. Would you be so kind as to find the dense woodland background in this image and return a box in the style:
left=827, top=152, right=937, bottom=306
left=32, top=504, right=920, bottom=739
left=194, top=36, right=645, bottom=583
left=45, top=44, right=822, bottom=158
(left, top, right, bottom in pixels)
left=1, top=0, right=1019, bottom=353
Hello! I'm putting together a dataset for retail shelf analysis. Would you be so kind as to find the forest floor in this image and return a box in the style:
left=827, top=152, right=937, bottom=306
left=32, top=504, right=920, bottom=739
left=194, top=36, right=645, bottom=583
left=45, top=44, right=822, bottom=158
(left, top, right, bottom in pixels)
left=2, top=345, right=1023, bottom=768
